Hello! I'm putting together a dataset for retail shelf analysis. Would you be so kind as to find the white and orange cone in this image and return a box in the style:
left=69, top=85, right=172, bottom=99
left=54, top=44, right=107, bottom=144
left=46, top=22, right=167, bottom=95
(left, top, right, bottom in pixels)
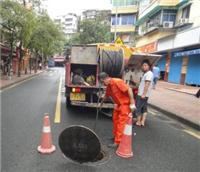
left=116, top=114, right=133, bottom=158
left=37, top=114, right=56, bottom=154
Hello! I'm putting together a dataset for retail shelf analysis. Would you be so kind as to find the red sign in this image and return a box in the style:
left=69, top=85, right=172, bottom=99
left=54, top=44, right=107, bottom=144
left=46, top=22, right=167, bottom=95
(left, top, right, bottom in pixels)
left=136, top=42, right=157, bottom=53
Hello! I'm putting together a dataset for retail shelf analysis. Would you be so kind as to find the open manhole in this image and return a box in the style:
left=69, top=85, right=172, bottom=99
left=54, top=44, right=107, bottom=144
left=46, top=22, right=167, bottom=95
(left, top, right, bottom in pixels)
left=59, top=125, right=110, bottom=165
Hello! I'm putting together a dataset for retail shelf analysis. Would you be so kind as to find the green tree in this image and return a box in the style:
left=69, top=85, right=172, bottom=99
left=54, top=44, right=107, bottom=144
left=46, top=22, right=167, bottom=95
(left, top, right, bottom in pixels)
left=27, top=14, right=65, bottom=72
left=0, top=0, right=36, bottom=76
left=1, top=0, right=65, bottom=75
left=70, top=16, right=112, bottom=45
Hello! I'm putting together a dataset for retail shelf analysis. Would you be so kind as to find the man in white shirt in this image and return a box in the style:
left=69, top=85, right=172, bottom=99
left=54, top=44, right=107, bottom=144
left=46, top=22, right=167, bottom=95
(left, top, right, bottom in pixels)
left=136, top=59, right=153, bottom=127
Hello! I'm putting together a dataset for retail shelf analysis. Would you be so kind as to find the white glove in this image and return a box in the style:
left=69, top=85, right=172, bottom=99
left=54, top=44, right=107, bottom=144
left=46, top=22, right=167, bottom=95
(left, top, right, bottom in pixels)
left=130, top=104, right=136, bottom=112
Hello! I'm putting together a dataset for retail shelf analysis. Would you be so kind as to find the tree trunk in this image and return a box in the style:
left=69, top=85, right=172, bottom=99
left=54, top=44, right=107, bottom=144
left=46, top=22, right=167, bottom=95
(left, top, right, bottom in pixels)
left=8, top=33, right=14, bottom=78
left=34, top=52, right=38, bottom=73
left=18, top=40, right=23, bottom=77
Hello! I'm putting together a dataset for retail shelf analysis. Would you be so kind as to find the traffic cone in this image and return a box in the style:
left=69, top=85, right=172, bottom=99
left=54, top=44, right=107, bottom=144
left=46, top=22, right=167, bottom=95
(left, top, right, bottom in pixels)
left=37, top=114, right=56, bottom=154
left=116, top=114, right=133, bottom=158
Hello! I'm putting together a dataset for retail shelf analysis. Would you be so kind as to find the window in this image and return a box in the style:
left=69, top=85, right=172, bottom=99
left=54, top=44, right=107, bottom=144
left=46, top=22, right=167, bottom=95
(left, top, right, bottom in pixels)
left=112, top=0, right=137, bottom=7
left=111, top=14, right=136, bottom=25
left=121, top=14, right=136, bottom=25
left=126, top=0, right=137, bottom=6
left=65, top=18, right=73, bottom=22
left=112, top=0, right=125, bottom=7
left=148, top=12, right=161, bottom=27
left=65, top=23, right=72, bottom=26
left=111, top=15, right=120, bottom=25
left=162, top=9, right=177, bottom=22
left=182, top=5, right=191, bottom=19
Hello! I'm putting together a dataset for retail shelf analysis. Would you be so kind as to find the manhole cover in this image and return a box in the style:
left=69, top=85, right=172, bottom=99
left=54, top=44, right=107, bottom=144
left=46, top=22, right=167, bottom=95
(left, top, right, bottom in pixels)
left=59, top=125, right=101, bottom=163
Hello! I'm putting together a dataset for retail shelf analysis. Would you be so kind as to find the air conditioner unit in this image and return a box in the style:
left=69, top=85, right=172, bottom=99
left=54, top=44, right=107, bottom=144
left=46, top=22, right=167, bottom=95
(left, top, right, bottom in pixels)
left=179, top=18, right=189, bottom=24
left=163, top=21, right=174, bottom=28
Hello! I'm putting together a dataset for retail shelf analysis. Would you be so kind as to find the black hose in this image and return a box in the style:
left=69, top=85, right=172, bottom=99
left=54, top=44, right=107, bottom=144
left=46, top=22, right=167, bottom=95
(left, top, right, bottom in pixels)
left=99, top=49, right=124, bottom=78
left=93, top=82, right=101, bottom=131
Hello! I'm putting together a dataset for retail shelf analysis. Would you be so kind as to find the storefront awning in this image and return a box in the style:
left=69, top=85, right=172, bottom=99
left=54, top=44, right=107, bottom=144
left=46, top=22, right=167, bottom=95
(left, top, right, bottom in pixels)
left=174, top=48, right=200, bottom=57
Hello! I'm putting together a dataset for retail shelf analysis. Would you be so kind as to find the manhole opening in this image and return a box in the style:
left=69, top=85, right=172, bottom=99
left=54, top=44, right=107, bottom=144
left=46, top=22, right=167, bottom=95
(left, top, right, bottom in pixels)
left=91, top=150, right=105, bottom=162
left=84, top=149, right=110, bottom=166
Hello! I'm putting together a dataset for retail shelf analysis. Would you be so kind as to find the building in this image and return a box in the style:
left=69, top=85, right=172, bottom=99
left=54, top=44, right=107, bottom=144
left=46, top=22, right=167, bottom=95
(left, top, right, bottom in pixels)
left=81, top=9, right=111, bottom=23
left=110, top=0, right=138, bottom=45
left=54, top=13, right=78, bottom=39
left=136, top=0, right=200, bottom=85
left=81, top=10, right=99, bottom=20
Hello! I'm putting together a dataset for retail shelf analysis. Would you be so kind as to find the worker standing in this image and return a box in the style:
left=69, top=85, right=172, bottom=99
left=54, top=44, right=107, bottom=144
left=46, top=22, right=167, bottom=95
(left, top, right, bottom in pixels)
left=99, top=72, right=136, bottom=148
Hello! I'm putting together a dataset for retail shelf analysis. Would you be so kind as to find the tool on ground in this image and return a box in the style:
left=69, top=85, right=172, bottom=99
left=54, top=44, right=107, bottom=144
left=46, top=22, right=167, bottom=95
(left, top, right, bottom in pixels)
left=38, top=114, right=56, bottom=154
left=59, top=125, right=101, bottom=164
left=116, top=113, right=133, bottom=158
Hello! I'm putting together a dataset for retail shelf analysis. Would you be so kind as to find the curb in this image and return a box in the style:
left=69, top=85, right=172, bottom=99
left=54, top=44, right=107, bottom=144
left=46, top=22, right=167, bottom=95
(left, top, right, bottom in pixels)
left=0, top=71, right=45, bottom=90
left=149, top=103, right=200, bottom=131
left=167, top=88, right=196, bottom=96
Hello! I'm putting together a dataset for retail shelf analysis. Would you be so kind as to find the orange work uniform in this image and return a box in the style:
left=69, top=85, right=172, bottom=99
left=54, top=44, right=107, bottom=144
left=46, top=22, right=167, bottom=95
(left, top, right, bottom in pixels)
left=105, top=78, right=131, bottom=144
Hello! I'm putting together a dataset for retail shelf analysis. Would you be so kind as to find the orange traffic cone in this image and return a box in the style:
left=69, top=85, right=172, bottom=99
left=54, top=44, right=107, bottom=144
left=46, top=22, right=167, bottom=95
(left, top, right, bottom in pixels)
left=37, top=114, right=56, bottom=154
left=116, top=114, right=133, bottom=158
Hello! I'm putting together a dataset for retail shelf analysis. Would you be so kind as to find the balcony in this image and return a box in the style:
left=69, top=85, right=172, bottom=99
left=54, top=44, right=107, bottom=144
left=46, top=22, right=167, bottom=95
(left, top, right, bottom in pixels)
left=111, top=25, right=136, bottom=33
left=137, top=0, right=179, bottom=25
left=139, top=21, right=176, bottom=36
left=174, top=18, right=193, bottom=28
left=111, top=6, right=138, bottom=14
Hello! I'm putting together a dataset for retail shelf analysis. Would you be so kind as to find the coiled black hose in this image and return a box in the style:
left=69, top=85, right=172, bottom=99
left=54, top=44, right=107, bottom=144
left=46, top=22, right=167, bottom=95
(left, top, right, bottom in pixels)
left=99, top=49, right=124, bottom=78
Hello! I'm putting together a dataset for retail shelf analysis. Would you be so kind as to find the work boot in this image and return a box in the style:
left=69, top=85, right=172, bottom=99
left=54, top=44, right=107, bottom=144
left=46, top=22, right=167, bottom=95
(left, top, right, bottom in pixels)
left=108, top=143, right=118, bottom=148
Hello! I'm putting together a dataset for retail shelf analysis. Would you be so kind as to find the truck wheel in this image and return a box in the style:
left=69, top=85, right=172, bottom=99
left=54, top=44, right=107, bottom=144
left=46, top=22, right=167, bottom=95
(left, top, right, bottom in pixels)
left=66, top=97, right=71, bottom=108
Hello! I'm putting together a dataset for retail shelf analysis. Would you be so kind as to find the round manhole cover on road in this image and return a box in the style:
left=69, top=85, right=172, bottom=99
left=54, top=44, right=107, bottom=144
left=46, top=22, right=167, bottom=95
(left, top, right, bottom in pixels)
left=59, top=125, right=101, bottom=164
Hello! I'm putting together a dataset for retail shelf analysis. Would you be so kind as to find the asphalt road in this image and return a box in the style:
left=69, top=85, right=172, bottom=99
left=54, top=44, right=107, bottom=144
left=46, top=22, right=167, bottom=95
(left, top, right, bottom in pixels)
left=1, top=67, right=200, bottom=172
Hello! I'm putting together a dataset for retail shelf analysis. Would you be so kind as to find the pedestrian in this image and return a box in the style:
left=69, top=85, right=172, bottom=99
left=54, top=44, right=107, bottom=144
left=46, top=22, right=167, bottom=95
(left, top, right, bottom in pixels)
left=135, top=59, right=154, bottom=127
left=39, top=62, right=42, bottom=70
left=152, top=64, right=160, bottom=89
left=99, top=72, right=136, bottom=148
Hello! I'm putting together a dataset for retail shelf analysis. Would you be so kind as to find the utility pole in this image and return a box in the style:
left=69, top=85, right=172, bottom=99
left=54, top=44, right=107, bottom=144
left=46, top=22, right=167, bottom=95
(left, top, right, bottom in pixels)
left=114, top=4, right=118, bottom=41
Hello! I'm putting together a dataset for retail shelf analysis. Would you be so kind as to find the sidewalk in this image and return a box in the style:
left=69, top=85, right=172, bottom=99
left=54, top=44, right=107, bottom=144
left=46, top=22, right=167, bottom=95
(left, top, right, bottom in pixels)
left=0, top=70, right=44, bottom=90
left=149, top=81, right=200, bottom=130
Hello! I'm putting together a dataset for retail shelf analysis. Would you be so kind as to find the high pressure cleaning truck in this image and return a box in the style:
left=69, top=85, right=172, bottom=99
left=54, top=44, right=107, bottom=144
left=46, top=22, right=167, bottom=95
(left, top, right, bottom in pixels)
left=65, top=44, right=161, bottom=114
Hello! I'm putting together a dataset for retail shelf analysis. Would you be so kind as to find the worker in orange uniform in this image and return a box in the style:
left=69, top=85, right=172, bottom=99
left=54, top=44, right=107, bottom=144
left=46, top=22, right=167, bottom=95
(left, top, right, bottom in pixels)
left=99, top=72, right=136, bottom=148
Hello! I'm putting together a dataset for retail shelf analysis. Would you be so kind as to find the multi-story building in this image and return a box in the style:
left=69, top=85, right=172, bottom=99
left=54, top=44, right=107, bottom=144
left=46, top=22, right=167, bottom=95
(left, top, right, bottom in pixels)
left=110, top=0, right=138, bottom=45
left=81, top=9, right=111, bottom=23
left=81, top=10, right=99, bottom=20
left=136, top=0, right=200, bottom=85
left=54, top=13, right=78, bottom=39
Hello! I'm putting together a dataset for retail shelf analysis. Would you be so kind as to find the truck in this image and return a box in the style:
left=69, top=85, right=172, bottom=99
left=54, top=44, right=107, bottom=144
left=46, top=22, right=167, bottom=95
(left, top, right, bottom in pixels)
left=65, top=44, right=161, bottom=114
left=65, top=44, right=120, bottom=112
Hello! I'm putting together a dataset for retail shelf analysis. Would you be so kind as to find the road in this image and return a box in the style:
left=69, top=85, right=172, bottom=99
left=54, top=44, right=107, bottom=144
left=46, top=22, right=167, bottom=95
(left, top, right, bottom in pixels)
left=1, top=68, right=200, bottom=172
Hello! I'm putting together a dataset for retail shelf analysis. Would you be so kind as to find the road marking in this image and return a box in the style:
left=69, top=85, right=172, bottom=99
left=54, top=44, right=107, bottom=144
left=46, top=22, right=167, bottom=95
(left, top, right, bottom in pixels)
left=183, top=129, right=200, bottom=140
left=54, top=77, right=62, bottom=123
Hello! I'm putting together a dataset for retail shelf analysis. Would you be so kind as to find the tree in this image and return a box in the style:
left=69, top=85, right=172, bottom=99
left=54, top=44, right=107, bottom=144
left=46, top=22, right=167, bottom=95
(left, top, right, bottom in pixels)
left=27, top=14, right=65, bottom=72
left=69, top=15, right=112, bottom=45
left=1, top=0, right=65, bottom=75
left=0, top=0, right=36, bottom=76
